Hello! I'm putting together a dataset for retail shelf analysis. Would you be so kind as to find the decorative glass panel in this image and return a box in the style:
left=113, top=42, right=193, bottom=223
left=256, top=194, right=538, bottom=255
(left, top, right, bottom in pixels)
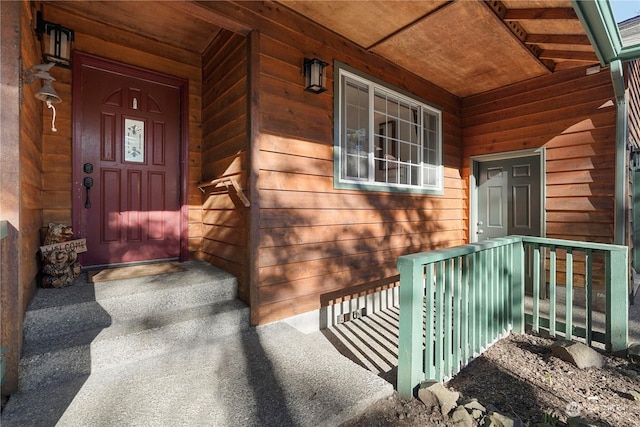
left=125, top=118, right=145, bottom=162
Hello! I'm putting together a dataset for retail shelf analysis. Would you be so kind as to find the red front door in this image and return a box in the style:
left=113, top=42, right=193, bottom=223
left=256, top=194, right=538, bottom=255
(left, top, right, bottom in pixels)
left=73, top=53, right=185, bottom=267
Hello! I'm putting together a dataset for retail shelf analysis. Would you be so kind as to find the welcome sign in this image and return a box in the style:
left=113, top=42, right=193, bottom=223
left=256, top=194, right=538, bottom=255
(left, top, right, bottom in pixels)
left=40, top=239, right=88, bottom=257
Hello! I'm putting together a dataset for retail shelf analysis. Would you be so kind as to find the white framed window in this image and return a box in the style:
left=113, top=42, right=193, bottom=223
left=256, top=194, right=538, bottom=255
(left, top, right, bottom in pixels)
left=335, top=64, right=443, bottom=194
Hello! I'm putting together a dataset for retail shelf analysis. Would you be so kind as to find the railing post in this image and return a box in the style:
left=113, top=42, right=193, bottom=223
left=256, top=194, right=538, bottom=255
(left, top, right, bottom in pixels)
left=397, top=256, right=426, bottom=398
left=606, top=248, right=628, bottom=355
left=511, top=239, right=525, bottom=334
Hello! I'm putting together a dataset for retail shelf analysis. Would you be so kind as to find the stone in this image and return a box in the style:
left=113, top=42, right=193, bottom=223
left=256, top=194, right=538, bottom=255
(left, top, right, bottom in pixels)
left=629, top=343, right=640, bottom=364
left=485, top=412, right=524, bottom=427
left=567, top=417, right=598, bottom=427
left=551, top=340, right=605, bottom=369
left=451, top=405, right=474, bottom=427
left=464, top=399, right=487, bottom=413
left=418, top=381, right=459, bottom=418
left=418, top=386, right=439, bottom=412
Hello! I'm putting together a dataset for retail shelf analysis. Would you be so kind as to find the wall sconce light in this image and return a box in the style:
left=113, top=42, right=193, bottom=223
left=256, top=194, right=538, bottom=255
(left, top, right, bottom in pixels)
left=23, top=62, right=62, bottom=132
left=304, top=58, right=328, bottom=94
left=36, top=11, right=74, bottom=68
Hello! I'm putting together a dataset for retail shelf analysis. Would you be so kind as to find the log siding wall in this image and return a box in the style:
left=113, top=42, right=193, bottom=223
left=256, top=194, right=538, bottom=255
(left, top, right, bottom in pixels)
left=201, top=31, right=249, bottom=302
left=0, top=0, right=44, bottom=394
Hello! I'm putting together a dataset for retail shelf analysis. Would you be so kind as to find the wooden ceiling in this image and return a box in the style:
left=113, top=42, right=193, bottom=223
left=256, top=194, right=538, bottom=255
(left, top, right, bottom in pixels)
left=41, top=1, right=224, bottom=58
left=42, top=1, right=599, bottom=98
left=281, top=0, right=599, bottom=97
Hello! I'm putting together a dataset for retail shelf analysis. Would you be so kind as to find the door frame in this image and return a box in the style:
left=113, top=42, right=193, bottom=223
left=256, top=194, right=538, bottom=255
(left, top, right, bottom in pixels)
left=71, top=51, right=190, bottom=265
left=469, top=148, right=546, bottom=243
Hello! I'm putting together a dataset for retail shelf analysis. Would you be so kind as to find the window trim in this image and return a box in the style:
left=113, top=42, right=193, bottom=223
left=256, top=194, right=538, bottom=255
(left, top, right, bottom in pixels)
left=333, top=61, right=444, bottom=195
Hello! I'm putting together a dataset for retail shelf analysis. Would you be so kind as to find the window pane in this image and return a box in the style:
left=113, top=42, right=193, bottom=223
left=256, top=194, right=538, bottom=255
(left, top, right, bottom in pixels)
left=343, top=78, right=369, bottom=180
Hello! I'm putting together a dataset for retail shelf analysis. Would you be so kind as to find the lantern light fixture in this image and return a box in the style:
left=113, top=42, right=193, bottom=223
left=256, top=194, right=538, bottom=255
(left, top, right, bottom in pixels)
left=36, top=11, right=74, bottom=68
left=303, top=58, right=328, bottom=94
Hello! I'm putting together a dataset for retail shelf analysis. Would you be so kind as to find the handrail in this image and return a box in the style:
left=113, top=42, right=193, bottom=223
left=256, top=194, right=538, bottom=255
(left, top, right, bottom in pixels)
left=197, top=176, right=250, bottom=207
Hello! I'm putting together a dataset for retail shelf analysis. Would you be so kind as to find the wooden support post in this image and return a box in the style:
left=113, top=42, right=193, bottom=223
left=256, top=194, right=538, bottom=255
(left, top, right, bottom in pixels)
left=397, top=256, right=426, bottom=398
left=606, top=248, right=628, bottom=355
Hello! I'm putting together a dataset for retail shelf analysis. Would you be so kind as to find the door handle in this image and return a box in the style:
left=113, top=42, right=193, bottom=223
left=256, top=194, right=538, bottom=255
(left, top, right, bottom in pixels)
left=477, top=229, right=484, bottom=234
left=83, top=177, right=93, bottom=208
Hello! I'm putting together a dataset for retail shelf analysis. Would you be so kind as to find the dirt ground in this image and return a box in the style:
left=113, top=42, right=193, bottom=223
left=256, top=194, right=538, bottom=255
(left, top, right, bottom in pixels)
left=342, top=333, right=640, bottom=426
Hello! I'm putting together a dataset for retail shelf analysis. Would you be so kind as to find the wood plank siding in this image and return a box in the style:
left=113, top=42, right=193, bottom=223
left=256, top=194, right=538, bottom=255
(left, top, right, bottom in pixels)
left=201, top=31, right=249, bottom=302
left=39, top=4, right=204, bottom=258
left=462, top=66, right=617, bottom=288
left=195, top=2, right=465, bottom=324
left=0, top=0, right=44, bottom=394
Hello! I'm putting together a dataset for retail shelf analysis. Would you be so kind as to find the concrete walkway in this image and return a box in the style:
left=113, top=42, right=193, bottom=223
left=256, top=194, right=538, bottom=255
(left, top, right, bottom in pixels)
left=1, top=262, right=393, bottom=427
left=3, top=322, right=393, bottom=427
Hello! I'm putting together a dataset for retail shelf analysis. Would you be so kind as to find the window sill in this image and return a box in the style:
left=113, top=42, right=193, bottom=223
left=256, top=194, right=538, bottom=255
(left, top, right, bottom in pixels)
left=334, top=180, right=444, bottom=195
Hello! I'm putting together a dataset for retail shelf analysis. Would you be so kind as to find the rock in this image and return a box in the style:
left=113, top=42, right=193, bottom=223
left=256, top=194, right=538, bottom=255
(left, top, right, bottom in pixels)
left=464, top=399, right=487, bottom=413
left=567, top=417, right=598, bottom=427
left=630, top=390, right=640, bottom=401
left=417, top=381, right=459, bottom=418
left=418, top=385, right=439, bottom=412
left=551, top=340, right=604, bottom=369
left=451, top=405, right=474, bottom=427
left=484, top=411, right=524, bottom=427
left=629, top=343, right=640, bottom=364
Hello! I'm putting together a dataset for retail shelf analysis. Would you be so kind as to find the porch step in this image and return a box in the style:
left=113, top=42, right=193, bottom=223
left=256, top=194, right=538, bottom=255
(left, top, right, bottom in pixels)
left=17, top=261, right=249, bottom=391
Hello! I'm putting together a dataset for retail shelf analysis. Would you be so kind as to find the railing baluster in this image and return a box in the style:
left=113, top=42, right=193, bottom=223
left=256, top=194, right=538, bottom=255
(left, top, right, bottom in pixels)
left=424, top=263, right=435, bottom=380
left=453, top=256, right=462, bottom=375
left=461, top=254, right=470, bottom=364
left=512, top=240, right=524, bottom=334
left=479, top=250, right=488, bottom=350
left=585, top=248, right=593, bottom=346
left=491, top=247, right=497, bottom=340
left=549, top=245, right=557, bottom=337
left=533, top=244, right=541, bottom=333
left=469, top=252, right=480, bottom=357
left=566, top=249, right=573, bottom=340
left=502, top=244, right=510, bottom=333
left=435, top=261, right=445, bottom=381
left=444, top=259, right=453, bottom=378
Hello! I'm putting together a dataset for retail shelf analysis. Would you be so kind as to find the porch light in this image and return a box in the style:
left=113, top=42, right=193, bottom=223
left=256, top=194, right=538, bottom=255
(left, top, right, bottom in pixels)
left=36, top=11, right=74, bottom=68
left=304, top=58, right=328, bottom=93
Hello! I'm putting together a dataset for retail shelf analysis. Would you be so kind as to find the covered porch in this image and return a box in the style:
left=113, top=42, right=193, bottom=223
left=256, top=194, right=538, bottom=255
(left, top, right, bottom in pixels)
left=3, top=0, right=640, bottom=402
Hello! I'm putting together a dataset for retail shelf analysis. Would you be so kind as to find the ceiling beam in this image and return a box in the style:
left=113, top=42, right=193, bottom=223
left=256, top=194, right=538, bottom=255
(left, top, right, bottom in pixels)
left=166, top=1, right=252, bottom=35
left=525, top=34, right=591, bottom=45
left=538, top=49, right=599, bottom=62
left=503, top=8, right=577, bottom=21
left=483, top=1, right=554, bottom=73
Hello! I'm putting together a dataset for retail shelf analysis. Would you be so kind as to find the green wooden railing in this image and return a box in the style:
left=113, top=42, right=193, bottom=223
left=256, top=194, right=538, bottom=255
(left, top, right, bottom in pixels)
left=397, top=236, right=628, bottom=398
